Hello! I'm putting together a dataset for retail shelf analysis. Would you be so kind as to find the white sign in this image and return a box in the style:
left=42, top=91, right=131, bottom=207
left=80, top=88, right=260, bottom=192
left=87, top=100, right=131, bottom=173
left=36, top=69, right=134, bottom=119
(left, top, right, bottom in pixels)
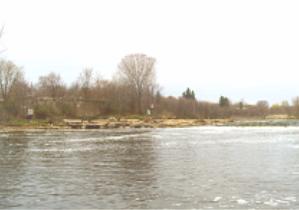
left=146, top=109, right=151, bottom=115
left=27, top=108, right=34, bottom=116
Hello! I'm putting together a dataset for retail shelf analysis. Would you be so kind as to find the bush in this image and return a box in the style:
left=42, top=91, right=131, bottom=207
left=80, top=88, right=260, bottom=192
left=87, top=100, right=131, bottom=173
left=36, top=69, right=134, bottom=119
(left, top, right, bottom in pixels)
left=34, top=104, right=60, bottom=119
left=58, top=103, right=76, bottom=117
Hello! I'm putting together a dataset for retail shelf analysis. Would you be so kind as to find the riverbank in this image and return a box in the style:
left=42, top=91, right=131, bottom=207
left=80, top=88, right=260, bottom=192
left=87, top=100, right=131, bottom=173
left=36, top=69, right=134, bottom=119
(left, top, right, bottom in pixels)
left=0, top=118, right=233, bottom=131
left=1, top=117, right=298, bottom=132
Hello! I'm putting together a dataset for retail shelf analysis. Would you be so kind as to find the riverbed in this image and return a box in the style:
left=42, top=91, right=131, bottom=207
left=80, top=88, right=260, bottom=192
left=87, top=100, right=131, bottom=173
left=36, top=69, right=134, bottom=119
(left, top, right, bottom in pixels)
left=0, top=127, right=298, bottom=209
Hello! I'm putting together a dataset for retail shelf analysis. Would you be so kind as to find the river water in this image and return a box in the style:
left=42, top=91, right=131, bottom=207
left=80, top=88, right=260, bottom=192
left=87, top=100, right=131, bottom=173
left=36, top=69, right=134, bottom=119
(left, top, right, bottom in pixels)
left=0, top=127, right=299, bottom=209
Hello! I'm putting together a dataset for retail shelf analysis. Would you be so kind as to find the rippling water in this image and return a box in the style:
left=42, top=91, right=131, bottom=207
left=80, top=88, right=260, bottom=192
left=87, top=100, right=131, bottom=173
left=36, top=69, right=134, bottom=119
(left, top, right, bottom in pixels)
left=0, top=127, right=299, bottom=209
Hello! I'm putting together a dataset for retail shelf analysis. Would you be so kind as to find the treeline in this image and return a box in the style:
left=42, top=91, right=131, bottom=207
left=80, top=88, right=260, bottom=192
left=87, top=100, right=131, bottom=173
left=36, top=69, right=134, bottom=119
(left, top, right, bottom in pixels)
left=0, top=53, right=298, bottom=121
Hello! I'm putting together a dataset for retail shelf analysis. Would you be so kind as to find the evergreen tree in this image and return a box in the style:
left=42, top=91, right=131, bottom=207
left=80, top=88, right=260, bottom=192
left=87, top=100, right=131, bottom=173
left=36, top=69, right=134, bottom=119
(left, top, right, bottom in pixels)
left=238, top=101, right=244, bottom=110
left=182, top=88, right=196, bottom=100
left=219, top=96, right=230, bottom=107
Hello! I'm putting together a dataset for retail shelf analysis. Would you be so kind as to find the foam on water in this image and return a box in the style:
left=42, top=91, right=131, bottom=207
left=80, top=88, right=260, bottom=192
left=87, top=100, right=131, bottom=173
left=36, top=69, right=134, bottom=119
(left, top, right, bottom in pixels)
left=237, top=199, right=248, bottom=205
left=289, top=145, right=299, bottom=149
left=49, top=133, right=145, bottom=143
left=29, top=147, right=95, bottom=152
left=264, top=199, right=278, bottom=207
left=275, top=199, right=290, bottom=205
left=213, top=196, right=222, bottom=202
left=155, top=126, right=299, bottom=147
left=285, top=196, right=296, bottom=202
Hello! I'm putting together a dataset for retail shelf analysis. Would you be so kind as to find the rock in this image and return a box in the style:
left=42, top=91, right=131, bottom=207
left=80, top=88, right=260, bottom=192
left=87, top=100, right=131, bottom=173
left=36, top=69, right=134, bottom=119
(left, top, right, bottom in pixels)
left=132, top=124, right=143, bottom=128
left=142, top=123, right=154, bottom=128
left=108, top=117, right=117, bottom=122
left=143, top=117, right=152, bottom=123
left=85, top=124, right=100, bottom=129
left=70, top=124, right=82, bottom=129
left=106, top=122, right=117, bottom=129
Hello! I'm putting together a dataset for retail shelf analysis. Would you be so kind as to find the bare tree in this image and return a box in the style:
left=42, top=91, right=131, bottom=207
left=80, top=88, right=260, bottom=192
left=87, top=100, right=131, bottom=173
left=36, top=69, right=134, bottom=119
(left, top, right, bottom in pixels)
left=256, top=100, right=269, bottom=118
left=37, top=72, right=65, bottom=98
left=78, top=68, right=93, bottom=89
left=77, top=68, right=94, bottom=99
left=0, top=59, right=23, bottom=101
left=292, top=97, right=299, bottom=118
left=281, top=100, right=291, bottom=116
left=117, top=54, right=156, bottom=114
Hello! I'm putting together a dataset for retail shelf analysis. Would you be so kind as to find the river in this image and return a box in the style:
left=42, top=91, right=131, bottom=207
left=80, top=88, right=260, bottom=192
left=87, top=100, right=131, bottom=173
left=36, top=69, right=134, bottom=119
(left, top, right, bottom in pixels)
left=0, top=127, right=298, bottom=209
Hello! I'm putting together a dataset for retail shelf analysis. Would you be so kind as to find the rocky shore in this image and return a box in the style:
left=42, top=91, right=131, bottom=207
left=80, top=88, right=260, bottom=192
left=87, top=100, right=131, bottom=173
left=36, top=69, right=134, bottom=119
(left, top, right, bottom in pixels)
left=75, top=118, right=234, bottom=129
left=62, top=118, right=234, bottom=129
left=2, top=118, right=297, bottom=132
left=0, top=118, right=233, bottom=132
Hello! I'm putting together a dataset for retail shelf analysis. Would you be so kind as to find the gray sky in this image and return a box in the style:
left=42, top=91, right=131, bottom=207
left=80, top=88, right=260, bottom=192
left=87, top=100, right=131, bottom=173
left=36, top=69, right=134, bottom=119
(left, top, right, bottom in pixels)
left=0, top=0, right=299, bottom=104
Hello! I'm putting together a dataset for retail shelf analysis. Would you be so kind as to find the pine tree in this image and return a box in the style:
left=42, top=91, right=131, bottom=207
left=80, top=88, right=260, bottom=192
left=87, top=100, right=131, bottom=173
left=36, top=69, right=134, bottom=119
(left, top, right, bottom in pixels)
left=219, top=96, right=230, bottom=107
left=182, top=88, right=196, bottom=100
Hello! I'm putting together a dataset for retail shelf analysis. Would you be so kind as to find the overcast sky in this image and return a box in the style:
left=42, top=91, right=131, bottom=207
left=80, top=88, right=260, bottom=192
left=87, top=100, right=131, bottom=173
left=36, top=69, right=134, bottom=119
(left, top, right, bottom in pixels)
left=0, top=0, right=299, bottom=104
